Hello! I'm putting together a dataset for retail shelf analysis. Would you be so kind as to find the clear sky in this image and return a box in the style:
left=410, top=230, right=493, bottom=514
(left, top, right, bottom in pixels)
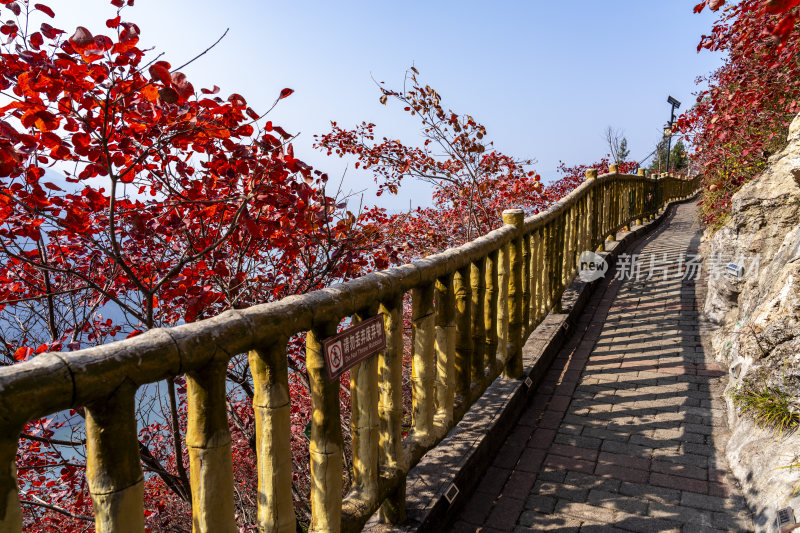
left=48, top=0, right=724, bottom=211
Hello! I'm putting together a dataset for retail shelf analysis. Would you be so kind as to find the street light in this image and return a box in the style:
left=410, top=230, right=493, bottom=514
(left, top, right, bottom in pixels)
left=665, top=96, right=681, bottom=172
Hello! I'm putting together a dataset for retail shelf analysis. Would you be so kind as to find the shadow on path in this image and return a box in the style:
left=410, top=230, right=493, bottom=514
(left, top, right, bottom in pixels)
left=450, top=203, right=754, bottom=533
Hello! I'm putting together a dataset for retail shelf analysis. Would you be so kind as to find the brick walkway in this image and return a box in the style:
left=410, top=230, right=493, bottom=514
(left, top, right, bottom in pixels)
left=451, top=203, right=753, bottom=532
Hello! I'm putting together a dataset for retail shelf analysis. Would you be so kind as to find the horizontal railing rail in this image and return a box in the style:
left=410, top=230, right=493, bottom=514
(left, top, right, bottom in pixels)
left=0, top=169, right=699, bottom=532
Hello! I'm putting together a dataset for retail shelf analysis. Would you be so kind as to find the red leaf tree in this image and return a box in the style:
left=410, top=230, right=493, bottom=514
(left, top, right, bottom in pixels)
left=678, top=0, right=800, bottom=227
left=0, top=1, right=390, bottom=529
left=315, top=67, right=547, bottom=251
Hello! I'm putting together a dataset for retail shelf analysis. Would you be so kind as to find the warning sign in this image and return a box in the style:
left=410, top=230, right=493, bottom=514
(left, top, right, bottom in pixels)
left=322, top=314, right=386, bottom=380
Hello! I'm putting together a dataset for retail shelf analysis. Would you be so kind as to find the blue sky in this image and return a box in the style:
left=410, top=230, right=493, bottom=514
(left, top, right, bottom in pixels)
left=49, top=1, right=724, bottom=210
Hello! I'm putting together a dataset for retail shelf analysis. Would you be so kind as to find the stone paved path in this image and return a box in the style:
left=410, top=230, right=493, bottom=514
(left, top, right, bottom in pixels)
left=451, top=203, right=754, bottom=532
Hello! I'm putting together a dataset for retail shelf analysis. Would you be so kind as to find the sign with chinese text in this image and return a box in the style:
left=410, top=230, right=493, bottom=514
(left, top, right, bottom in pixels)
left=322, top=314, right=386, bottom=380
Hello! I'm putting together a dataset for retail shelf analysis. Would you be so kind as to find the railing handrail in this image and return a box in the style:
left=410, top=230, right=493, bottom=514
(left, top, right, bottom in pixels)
left=0, top=223, right=519, bottom=425
left=0, top=171, right=695, bottom=420
left=0, top=169, right=700, bottom=532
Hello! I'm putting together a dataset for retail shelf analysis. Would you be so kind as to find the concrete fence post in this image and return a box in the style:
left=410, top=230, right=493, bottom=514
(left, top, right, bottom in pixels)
left=502, top=209, right=524, bottom=380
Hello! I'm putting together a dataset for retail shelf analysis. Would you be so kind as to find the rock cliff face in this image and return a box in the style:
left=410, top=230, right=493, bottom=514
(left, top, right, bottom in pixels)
left=703, top=113, right=800, bottom=531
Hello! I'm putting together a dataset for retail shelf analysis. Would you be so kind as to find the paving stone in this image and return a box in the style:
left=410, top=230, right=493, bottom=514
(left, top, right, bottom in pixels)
left=652, top=427, right=686, bottom=441
left=582, top=426, right=631, bottom=443
left=516, top=447, right=546, bottom=473
left=502, top=469, right=538, bottom=500
left=650, top=460, right=706, bottom=480
left=707, top=482, right=732, bottom=498
left=514, top=514, right=581, bottom=532
left=648, top=501, right=714, bottom=527
left=458, top=490, right=495, bottom=525
left=544, top=453, right=596, bottom=474
left=711, top=510, right=753, bottom=531
left=613, top=513, right=682, bottom=533
left=649, top=472, right=708, bottom=494
left=476, top=466, right=511, bottom=495
left=595, top=463, right=649, bottom=484
left=580, top=524, right=630, bottom=533
left=598, top=451, right=650, bottom=472
left=449, top=520, right=484, bottom=532
left=587, top=488, right=649, bottom=515
left=493, top=441, right=527, bottom=468
left=534, top=480, right=589, bottom=502
left=549, top=443, right=600, bottom=462
left=484, top=494, right=525, bottom=530
left=528, top=428, right=557, bottom=449
left=538, top=466, right=568, bottom=482
left=600, top=439, right=653, bottom=458
left=524, top=493, right=556, bottom=513
left=554, top=432, right=603, bottom=450
left=554, top=500, right=617, bottom=523
left=564, top=471, right=621, bottom=493
left=679, top=491, right=729, bottom=512
left=560, top=422, right=585, bottom=435
left=618, top=481, right=681, bottom=505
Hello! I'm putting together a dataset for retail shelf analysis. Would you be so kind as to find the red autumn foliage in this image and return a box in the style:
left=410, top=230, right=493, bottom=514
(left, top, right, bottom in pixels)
left=0, top=0, right=393, bottom=529
left=679, top=0, right=800, bottom=227
left=315, top=67, right=546, bottom=250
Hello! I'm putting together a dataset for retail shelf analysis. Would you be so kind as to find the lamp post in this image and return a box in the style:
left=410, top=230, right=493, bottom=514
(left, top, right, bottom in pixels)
left=665, top=95, right=681, bottom=172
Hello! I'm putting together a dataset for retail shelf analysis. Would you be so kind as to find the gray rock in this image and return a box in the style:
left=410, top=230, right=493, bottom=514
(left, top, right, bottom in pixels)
left=703, top=113, right=800, bottom=532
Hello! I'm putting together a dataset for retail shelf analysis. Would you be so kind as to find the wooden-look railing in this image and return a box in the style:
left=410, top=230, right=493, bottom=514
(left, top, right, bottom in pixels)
left=0, top=169, right=699, bottom=533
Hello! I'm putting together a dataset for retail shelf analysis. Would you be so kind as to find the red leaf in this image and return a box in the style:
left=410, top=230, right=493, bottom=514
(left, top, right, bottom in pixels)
left=118, top=22, right=139, bottom=43
left=693, top=2, right=706, bottom=13
left=765, top=0, right=800, bottom=14
left=40, top=22, right=63, bottom=39
left=33, top=3, right=55, bottom=18
left=773, top=13, right=799, bottom=42
left=14, top=347, right=33, bottom=361
left=242, top=216, right=262, bottom=238
left=228, top=93, right=247, bottom=108
left=25, top=166, right=44, bottom=183
left=235, top=124, right=254, bottom=137
left=29, top=32, right=43, bottom=49
left=246, top=107, right=259, bottom=120
left=69, top=26, right=94, bottom=49
left=1, top=22, right=18, bottom=37
left=279, top=88, right=294, bottom=99
left=201, top=85, right=220, bottom=95
left=158, top=87, right=179, bottom=104
left=0, top=143, right=20, bottom=177
left=171, top=72, right=194, bottom=99
left=106, top=16, right=121, bottom=28
left=22, top=110, right=59, bottom=132
left=273, top=126, right=291, bottom=139
left=110, top=0, right=125, bottom=6
left=148, top=61, right=172, bottom=85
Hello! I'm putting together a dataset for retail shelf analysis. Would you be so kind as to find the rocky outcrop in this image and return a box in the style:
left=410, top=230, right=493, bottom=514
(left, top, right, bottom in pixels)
left=703, top=113, right=800, bottom=531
